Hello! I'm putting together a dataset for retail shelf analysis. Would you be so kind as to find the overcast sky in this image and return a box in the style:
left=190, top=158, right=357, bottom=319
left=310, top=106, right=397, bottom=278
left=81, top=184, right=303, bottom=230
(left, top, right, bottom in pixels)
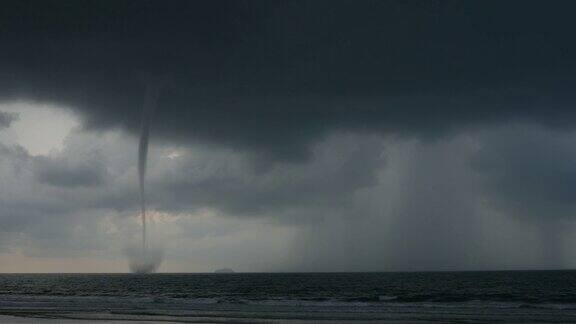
left=1, top=0, right=576, bottom=272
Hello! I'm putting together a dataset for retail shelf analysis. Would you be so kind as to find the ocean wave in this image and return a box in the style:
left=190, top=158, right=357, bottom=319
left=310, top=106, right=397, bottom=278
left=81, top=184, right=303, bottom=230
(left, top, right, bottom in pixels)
left=5, top=292, right=576, bottom=309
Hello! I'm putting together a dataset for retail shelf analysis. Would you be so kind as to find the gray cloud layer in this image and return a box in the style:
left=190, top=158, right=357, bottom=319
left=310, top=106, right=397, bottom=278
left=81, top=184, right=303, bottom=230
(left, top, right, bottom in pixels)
left=473, top=125, right=576, bottom=221
left=2, top=119, right=576, bottom=270
left=0, top=111, right=18, bottom=129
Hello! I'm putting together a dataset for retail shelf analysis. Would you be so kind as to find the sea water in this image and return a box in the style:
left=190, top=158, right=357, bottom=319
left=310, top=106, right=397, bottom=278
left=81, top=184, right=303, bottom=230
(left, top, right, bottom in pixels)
left=1, top=271, right=576, bottom=322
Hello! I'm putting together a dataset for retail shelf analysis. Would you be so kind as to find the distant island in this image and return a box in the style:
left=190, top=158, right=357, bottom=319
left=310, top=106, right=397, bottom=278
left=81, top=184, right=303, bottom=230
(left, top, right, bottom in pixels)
left=214, top=268, right=235, bottom=273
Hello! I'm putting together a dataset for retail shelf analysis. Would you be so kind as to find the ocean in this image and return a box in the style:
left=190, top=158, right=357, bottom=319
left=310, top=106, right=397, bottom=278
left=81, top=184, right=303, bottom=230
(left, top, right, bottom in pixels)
left=1, top=271, right=576, bottom=323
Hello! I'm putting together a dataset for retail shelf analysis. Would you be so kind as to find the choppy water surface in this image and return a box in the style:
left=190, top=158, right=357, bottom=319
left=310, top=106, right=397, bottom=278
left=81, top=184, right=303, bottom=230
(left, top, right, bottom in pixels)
left=1, top=271, right=576, bottom=322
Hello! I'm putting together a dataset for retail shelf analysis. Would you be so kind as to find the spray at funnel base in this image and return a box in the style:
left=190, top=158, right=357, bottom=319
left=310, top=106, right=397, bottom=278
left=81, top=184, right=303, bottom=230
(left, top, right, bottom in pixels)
left=127, top=244, right=163, bottom=274
left=131, top=83, right=162, bottom=273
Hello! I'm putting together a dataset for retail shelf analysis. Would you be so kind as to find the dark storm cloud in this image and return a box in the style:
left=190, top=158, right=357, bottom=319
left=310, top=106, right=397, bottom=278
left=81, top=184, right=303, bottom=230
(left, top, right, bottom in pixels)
left=0, top=111, right=18, bottom=129
left=2, top=1, right=576, bottom=161
left=4, top=0, right=576, bottom=271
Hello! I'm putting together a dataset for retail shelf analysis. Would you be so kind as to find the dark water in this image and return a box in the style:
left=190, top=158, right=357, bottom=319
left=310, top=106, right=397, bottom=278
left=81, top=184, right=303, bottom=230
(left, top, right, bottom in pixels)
left=1, top=271, right=576, bottom=322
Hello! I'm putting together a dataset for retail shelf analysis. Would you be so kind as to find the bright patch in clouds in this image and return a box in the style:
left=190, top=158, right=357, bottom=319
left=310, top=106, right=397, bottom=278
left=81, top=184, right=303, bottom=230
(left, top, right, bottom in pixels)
left=164, top=150, right=182, bottom=160
left=0, top=101, right=78, bottom=155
